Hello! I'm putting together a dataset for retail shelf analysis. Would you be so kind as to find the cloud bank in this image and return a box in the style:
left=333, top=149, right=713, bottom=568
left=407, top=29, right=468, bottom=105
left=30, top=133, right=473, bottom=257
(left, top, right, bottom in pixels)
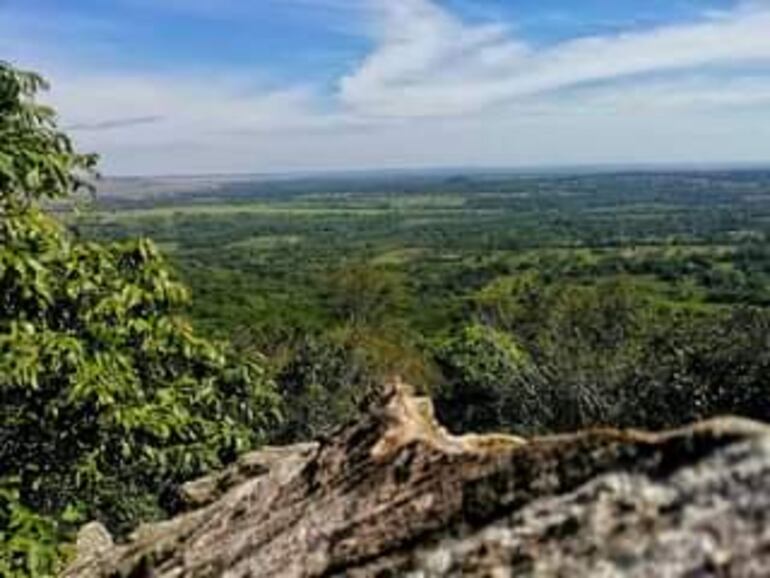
left=341, top=0, right=770, bottom=117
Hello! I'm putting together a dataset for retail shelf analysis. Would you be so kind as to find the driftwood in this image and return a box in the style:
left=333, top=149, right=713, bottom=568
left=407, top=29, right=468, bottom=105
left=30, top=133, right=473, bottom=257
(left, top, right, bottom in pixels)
left=65, top=384, right=770, bottom=577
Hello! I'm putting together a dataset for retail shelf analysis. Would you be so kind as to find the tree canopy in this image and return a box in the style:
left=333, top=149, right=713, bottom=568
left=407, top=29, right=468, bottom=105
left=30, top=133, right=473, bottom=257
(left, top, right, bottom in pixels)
left=0, top=62, right=278, bottom=577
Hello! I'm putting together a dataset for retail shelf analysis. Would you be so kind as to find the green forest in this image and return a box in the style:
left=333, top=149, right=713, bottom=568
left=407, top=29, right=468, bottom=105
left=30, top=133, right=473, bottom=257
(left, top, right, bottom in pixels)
left=82, top=169, right=770, bottom=438
left=4, top=62, right=770, bottom=575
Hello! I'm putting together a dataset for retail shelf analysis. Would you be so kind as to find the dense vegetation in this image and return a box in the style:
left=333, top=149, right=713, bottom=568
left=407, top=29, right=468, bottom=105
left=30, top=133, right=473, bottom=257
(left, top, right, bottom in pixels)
left=0, top=63, right=278, bottom=576
left=82, top=168, right=770, bottom=441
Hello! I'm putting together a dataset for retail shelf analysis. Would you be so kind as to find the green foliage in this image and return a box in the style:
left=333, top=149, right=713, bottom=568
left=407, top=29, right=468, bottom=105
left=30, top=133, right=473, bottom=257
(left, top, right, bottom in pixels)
left=471, top=272, right=543, bottom=333
left=79, top=165, right=770, bottom=440
left=0, top=482, right=69, bottom=578
left=325, top=264, right=411, bottom=329
left=433, top=325, right=548, bottom=435
left=464, top=276, right=651, bottom=431
left=0, top=62, right=96, bottom=210
left=0, top=61, right=278, bottom=574
left=616, top=307, right=770, bottom=429
left=273, top=336, right=377, bottom=442
left=525, top=279, right=652, bottom=430
left=1, top=212, right=278, bottom=531
left=435, top=276, right=770, bottom=436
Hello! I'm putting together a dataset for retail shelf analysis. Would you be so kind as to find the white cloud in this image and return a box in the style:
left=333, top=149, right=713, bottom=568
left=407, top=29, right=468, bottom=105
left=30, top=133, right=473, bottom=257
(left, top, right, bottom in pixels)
left=561, top=76, right=770, bottom=113
left=50, top=73, right=328, bottom=139
left=41, top=70, right=375, bottom=174
left=340, top=0, right=770, bottom=117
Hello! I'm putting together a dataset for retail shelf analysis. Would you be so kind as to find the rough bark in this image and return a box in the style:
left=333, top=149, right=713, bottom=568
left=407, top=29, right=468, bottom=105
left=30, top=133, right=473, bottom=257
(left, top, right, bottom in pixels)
left=65, top=384, right=770, bottom=578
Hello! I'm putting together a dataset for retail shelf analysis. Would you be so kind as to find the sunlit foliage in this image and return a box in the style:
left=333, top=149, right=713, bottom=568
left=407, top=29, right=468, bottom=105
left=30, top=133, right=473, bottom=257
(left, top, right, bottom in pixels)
left=0, top=62, right=278, bottom=575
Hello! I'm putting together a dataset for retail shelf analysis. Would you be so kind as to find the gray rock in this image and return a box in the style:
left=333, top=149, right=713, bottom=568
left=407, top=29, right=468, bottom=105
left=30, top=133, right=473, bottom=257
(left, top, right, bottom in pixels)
left=64, top=385, right=770, bottom=578
left=177, top=443, right=320, bottom=511
left=74, top=522, right=113, bottom=564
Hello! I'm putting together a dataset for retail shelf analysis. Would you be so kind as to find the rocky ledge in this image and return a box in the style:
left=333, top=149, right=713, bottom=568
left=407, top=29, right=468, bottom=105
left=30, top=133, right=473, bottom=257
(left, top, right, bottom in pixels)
left=65, top=383, right=770, bottom=577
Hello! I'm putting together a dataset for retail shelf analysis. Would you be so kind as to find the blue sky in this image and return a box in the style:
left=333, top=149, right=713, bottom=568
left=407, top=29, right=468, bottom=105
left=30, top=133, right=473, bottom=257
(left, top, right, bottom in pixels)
left=1, top=0, right=769, bottom=174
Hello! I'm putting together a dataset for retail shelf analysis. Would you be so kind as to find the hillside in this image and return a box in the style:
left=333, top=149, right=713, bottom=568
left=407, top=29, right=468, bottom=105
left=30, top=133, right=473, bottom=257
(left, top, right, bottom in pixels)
left=66, top=383, right=770, bottom=578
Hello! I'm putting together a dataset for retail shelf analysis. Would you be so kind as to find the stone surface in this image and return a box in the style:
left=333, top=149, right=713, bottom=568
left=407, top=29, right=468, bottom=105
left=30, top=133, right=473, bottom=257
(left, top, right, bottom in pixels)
left=74, top=522, right=114, bottom=566
left=64, top=385, right=770, bottom=578
left=177, top=443, right=320, bottom=511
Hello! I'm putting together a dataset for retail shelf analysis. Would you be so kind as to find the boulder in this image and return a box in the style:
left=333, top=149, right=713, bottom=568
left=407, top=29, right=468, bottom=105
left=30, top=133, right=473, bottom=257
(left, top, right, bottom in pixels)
left=64, top=384, right=770, bottom=577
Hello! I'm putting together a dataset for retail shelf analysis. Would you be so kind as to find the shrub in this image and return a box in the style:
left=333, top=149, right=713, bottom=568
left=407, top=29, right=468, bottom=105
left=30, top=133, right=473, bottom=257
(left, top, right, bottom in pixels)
left=433, top=325, right=549, bottom=435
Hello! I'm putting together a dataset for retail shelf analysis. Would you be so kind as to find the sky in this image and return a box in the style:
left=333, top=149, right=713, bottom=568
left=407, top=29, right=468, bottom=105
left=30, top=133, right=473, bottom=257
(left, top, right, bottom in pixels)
left=1, top=0, right=770, bottom=175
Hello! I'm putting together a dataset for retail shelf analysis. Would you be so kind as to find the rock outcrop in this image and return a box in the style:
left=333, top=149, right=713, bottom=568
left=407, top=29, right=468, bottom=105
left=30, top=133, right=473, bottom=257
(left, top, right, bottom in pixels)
left=65, top=384, right=770, bottom=577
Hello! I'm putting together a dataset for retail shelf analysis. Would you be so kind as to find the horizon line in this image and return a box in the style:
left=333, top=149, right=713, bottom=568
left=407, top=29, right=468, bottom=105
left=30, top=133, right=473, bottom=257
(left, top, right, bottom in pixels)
left=101, top=160, right=770, bottom=181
